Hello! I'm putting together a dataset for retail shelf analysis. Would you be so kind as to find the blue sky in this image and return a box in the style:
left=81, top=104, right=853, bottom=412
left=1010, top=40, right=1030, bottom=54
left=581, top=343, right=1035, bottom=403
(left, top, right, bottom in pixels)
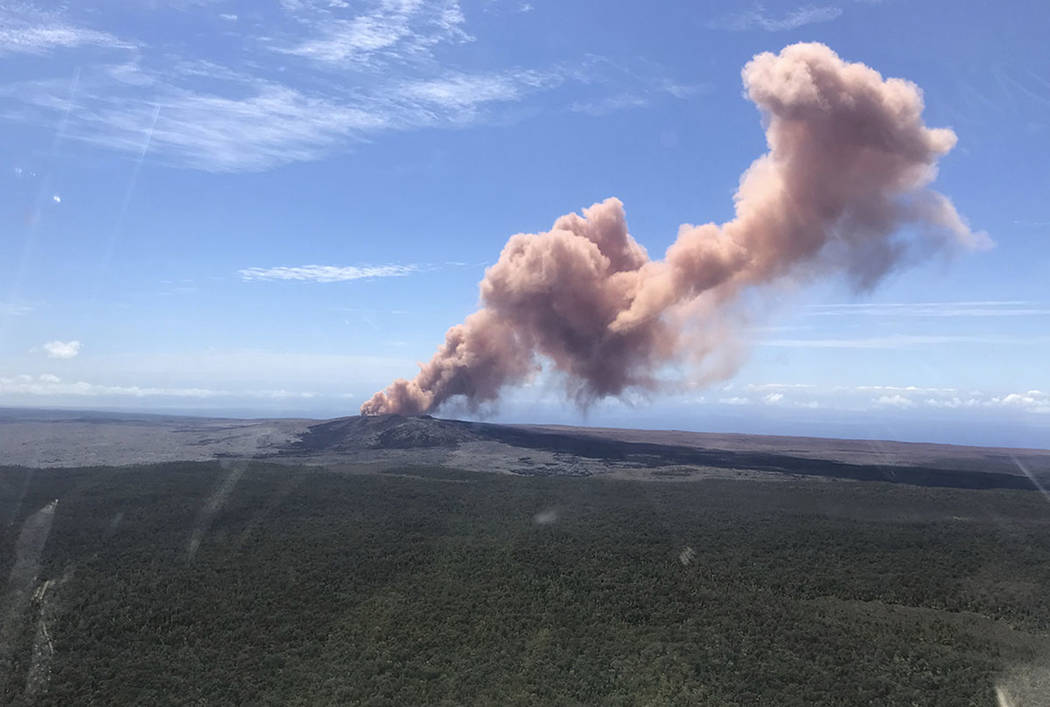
left=1, top=0, right=1048, bottom=447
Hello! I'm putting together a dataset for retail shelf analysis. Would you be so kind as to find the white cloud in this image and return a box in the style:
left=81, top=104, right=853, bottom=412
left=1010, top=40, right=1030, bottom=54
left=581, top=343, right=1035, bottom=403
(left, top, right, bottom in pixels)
left=704, top=383, right=1050, bottom=416
left=854, top=385, right=958, bottom=394
left=7, top=350, right=414, bottom=410
left=41, top=340, right=81, bottom=359
left=0, top=374, right=320, bottom=400
left=711, top=5, right=843, bottom=32
left=924, top=396, right=981, bottom=410
left=716, top=386, right=822, bottom=409
left=874, top=394, right=916, bottom=408
left=989, top=390, right=1050, bottom=414
left=238, top=264, right=419, bottom=282
left=219, top=13, right=238, bottom=21
left=869, top=387, right=1050, bottom=414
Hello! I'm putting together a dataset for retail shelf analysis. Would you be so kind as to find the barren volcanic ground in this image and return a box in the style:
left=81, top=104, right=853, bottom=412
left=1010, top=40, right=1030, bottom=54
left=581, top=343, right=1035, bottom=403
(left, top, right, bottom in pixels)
left=2, top=407, right=1047, bottom=489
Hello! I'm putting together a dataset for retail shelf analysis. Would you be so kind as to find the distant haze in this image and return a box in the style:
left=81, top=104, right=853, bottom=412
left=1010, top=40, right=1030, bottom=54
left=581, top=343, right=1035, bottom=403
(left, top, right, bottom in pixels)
left=363, top=43, right=988, bottom=416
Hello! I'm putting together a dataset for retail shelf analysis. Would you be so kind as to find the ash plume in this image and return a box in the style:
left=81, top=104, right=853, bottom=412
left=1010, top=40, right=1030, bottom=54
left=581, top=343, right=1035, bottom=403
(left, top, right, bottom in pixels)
left=362, top=43, right=989, bottom=416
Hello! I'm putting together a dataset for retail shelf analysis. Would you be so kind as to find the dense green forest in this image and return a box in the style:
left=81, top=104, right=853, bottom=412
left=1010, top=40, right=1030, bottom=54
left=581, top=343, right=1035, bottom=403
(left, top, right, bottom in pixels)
left=1, top=462, right=1049, bottom=705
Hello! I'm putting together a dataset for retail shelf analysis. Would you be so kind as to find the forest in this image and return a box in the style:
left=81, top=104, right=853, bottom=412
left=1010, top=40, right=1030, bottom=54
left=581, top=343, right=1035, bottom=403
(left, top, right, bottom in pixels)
left=2, top=462, right=1049, bottom=705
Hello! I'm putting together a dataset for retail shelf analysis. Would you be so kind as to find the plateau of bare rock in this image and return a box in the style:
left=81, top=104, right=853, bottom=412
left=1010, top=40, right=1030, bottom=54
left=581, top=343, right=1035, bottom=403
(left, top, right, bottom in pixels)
left=2, top=407, right=1049, bottom=491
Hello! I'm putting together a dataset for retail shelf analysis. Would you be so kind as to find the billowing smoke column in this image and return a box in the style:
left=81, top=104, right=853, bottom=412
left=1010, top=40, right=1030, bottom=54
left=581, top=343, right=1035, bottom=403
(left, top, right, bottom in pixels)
left=361, top=43, right=988, bottom=416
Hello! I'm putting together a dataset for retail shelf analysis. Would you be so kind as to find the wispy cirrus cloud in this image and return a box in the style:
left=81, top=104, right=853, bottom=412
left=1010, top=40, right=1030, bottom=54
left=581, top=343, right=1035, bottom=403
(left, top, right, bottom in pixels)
left=853, top=385, right=959, bottom=393
left=570, top=93, right=649, bottom=117
left=0, top=2, right=698, bottom=171
left=0, top=44, right=564, bottom=172
left=565, top=57, right=708, bottom=116
left=806, top=301, right=1050, bottom=318
left=3, top=64, right=562, bottom=171
left=744, top=382, right=816, bottom=391
left=761, top=334, right=1033, bottom=349
left=274, top=0, right=472, bottom=68
left=0, top=302, right=34, bottom=317
left=0, top=6, right=131, bottom=55
left=395, top=69, right=564, bottom=122
left=402, top=69, right=545, bottom=102
left=2, top=71, right=387, bottom=172
left=238, top=264, right=420, bottom=283
left=710, top=5, right=843, bottom=32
